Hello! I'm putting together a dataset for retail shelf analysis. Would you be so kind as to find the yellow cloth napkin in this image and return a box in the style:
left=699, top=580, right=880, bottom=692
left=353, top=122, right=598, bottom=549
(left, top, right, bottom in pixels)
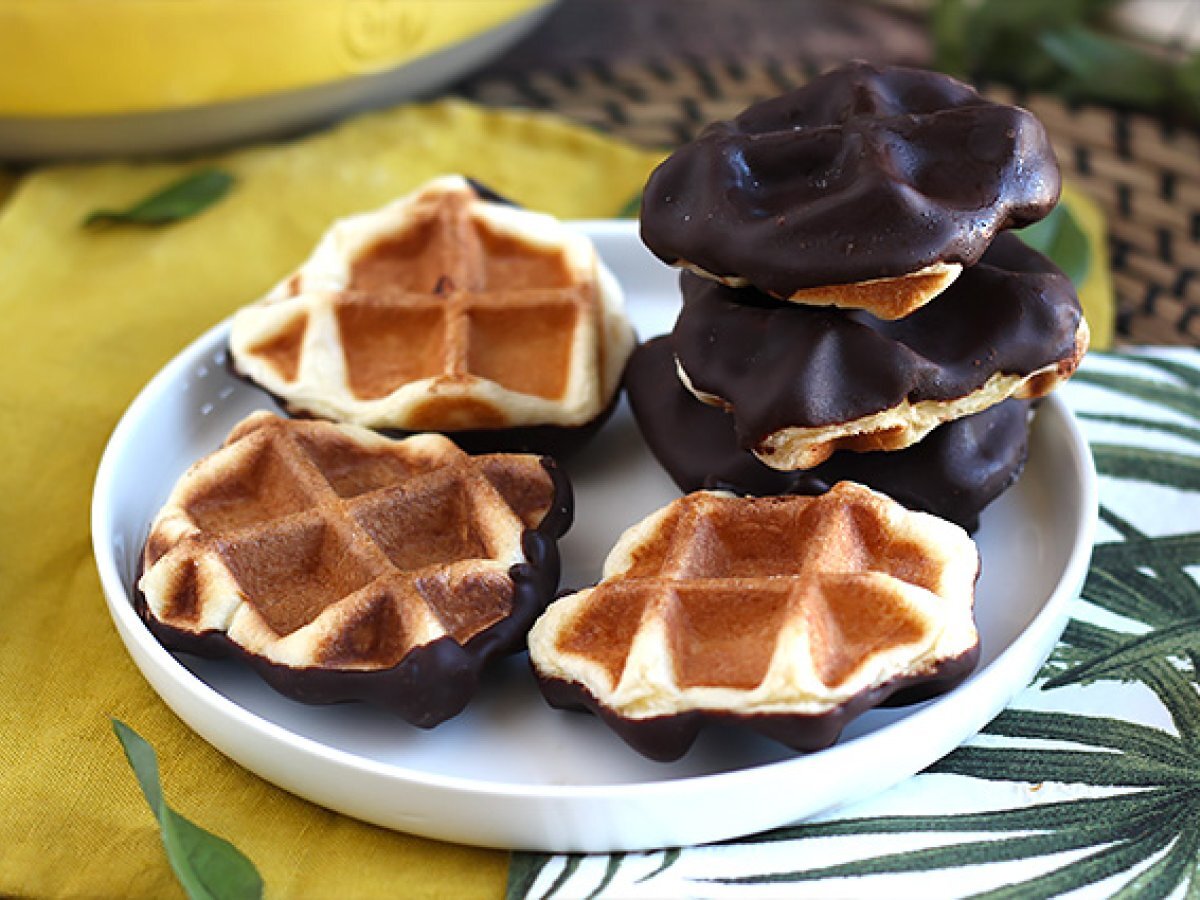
left=0, top=99, right=662, bottom=899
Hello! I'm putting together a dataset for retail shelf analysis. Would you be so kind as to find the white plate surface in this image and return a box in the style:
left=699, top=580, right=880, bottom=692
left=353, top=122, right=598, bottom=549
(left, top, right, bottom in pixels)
left=92, top=220, right=1098, bottom=852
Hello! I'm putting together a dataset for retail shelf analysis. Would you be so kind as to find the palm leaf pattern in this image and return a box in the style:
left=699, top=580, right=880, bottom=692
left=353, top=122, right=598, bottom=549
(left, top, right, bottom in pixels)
left=508, top=351, right=1200, bottom=900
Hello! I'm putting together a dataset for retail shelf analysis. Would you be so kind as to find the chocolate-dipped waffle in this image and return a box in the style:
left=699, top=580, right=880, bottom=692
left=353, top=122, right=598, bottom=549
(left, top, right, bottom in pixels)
left=672, top=233, right=1087, bottom=471
left=138, top=411, right=572, bottom=727
left=529, top=483, right=980, bottom=761
left=626, top=336, right=1031, bottom=532
left=640, top=61, right=1061, bottom=319
left=229, top=176, right=635, bottom=454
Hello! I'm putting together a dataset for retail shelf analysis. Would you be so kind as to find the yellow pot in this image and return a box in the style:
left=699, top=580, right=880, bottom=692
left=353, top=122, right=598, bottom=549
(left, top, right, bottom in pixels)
left=0, top=0, right=555, bottom=159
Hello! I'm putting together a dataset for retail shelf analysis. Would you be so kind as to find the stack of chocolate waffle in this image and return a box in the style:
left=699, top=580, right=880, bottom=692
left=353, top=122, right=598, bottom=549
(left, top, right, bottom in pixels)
left=631, top=61, right=1089, bottom=532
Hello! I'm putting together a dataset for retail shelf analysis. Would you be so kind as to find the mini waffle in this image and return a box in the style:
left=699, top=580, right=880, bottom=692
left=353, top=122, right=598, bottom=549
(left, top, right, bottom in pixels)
left=138, top=411, right=572, bottom=727
left=229, top=176, right=634, bottom=451
left=529, top=483, right=980, bottom=761
left=673, top=233, right=1088, bottom=471
left=626, top=336, right=1031, bottom=532
left=639, top=61, right=1060, bottom=318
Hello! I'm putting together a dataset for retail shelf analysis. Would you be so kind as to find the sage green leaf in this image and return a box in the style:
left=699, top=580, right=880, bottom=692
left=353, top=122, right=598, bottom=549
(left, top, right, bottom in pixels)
left=930, top=0, right=970, bottom=77
left=112, top=719, right=263, bottom=900
left=616, top=193, right=641, bottom=219
left=84, top=169, right=235, bottom=228
left=957, top=0, right=1093, bottom=89
left=1016, top=202, right=1091, bottom=286
left=1039, top=26, right=1175, bottom=108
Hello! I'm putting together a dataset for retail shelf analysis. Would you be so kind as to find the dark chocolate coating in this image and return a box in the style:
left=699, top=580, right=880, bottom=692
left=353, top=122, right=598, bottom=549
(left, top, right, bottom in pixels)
left=639, top=61, right=1060, bottom=293
left=673, top=232, right=1081, bottom=450
left=137, top=457, right=574, bottom=729
left=626, top=336, right=1030, bottom=532
left=536, top=644, right=980, bottom=762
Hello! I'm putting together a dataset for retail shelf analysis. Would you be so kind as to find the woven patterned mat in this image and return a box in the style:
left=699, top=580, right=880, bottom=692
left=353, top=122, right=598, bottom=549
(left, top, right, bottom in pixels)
left=459, top=57, right=1200, bottom=347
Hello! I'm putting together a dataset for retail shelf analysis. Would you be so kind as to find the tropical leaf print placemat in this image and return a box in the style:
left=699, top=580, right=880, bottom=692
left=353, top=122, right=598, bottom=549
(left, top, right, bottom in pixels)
left=509, top=348, right=1200, bottom=900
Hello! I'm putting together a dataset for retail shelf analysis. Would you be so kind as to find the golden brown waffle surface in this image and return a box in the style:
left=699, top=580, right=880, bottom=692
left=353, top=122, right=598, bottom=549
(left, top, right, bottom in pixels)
left=529, top=483, right=980, bottom=760
left=139, top=411, right=571, bottom=727
left=229, top=176, right=634, bottom=434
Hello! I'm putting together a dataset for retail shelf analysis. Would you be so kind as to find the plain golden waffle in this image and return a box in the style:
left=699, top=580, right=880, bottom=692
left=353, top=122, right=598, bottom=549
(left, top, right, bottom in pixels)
left=229, top=175, right=634, bottom=437
left=529, top=482, right=979, bottom=760
left=138, top=410, right=571, bottom=727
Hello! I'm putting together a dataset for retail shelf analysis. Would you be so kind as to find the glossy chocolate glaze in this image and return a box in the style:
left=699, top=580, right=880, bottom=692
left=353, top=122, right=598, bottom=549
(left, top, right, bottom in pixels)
left=137, top=457, right=573, bottom=729
left=626, top=336, right=1030, bottom=533
left=536, top=644, right=980, bottom=762
left=640, top=61, right=1061, bottom=292
left=673, top=232, right=1081, bottom=449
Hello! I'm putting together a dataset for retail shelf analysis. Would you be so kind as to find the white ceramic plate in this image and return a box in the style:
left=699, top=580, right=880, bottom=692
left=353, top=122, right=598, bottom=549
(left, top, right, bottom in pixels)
left=92, top=221, right=1098, bottom=852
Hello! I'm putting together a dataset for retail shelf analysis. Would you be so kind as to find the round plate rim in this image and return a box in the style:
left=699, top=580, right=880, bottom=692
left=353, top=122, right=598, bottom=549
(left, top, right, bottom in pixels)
left=90, top=221, right=1098, bottom=846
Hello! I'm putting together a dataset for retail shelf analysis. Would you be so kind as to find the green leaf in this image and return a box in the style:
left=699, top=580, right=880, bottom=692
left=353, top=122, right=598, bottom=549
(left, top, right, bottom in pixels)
left=1039, top=26, right=1175, bottom=109
left=112, top=719, right=263, bottom=900
left=726, top=789, right=1179, bottom=844
left=1072, top=369, right=1200, bottom=421
left=1081, top=567, right=1191, bottom=626
left=1110, top=820, right=1200, bottom=900
left=1045, top=621, right=1200, bottom=689
left=541, top=855, right=583, bottom=899
left=1138, top=661, right=1200, bottom=750
left=969, top=812, right=1184, bottom=900
left=984, top=709, right=1191, bottom=766
left=709, top=808, right=1168, bottom=886
left=637, top=848, right=681, bottom=883
left=932, top=745, right=1197, bottom=787
left=1043, top=620, right=1124, bottom=680
left=930, top=0, right=971, bottom=77
left=1078, top=412, right=1200, bottom=446
left=506, top=854, right=554, bottom=900
left=616, top=193, right=641, bottom=219
left=84, top=169, right=235, bottom=228
left=1090, top=445, right=1200, bottom=491
left=586, top=853, right=626, bottom=900
left=1016, top=202, right=1091, bottom=286
left=1118, top=353, right=1200, bottom=390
